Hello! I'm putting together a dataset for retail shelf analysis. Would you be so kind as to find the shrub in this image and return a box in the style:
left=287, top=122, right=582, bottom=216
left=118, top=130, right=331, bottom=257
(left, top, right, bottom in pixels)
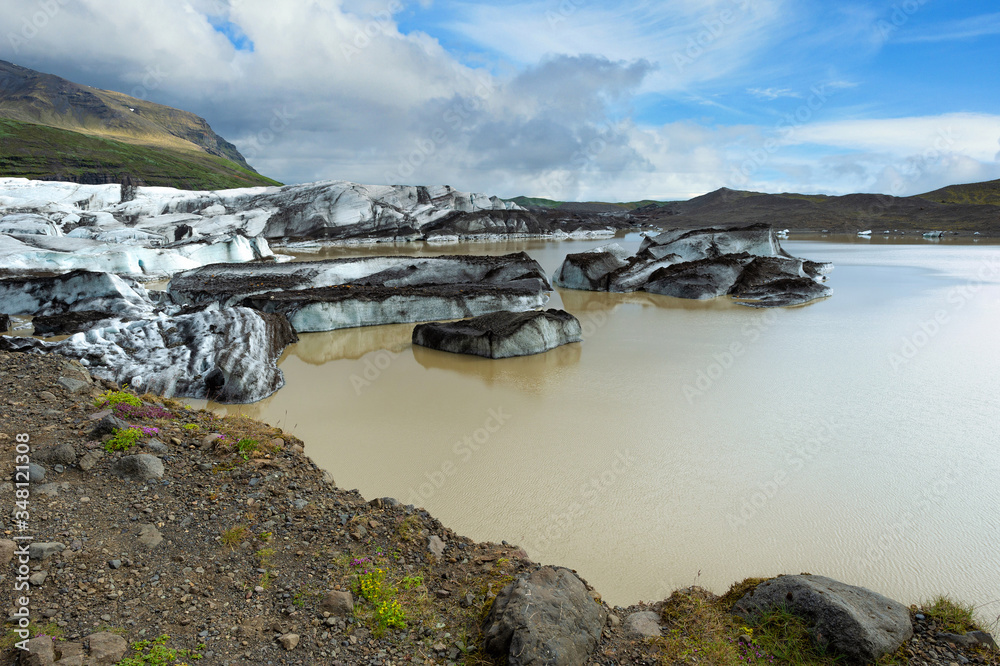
left=106, top=428, right=143, bottom=452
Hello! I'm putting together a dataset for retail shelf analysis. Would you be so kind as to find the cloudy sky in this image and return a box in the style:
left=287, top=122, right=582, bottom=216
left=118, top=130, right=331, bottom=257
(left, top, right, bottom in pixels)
left=2, top=0, right=999, bottom=201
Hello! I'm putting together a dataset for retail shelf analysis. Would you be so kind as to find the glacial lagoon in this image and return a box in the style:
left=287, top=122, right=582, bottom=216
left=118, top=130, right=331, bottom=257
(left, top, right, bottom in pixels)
left=196, top=235, right=1000, bottom=611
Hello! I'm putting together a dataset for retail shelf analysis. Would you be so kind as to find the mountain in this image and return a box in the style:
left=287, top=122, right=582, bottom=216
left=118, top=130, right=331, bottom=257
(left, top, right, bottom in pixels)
left=625, top=181, right=1000, bottom=235
left=508, top=195, right=671, bottom=214
left=915, top=178, right=1000, bottom=207
left=0, top=60, right=280, bottom=189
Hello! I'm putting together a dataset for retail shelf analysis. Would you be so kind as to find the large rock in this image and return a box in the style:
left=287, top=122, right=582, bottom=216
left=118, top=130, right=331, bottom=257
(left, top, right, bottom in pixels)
left=732, top=574, right=913, bottom=664
left=112, top=454, right=164, bottom=481
left=554, top=224, right=833, bottom=307
left=482, top=566, right=607, bottom=666
left=19, top=636, right=54, bottom=666
left=85, top=632, right=128, bottom=665
left=413, top=309, right=582, bottom=358
left=0, top=312, right=9, bottom=331
left=1, top=305, right=297, bottom=403
left=169, top=253, right=552, bottom=333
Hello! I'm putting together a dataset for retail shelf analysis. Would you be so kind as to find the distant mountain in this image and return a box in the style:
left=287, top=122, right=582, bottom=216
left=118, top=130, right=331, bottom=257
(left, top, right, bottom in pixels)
left=617, top=182, right=999, bottom=235
left=511, top=180, right=1000, bottom=234
left=915, top=178, right=1000, bottom=207
left=508, top=195, right=671, bottom=214
left=0, top=60, right=280, bottom=189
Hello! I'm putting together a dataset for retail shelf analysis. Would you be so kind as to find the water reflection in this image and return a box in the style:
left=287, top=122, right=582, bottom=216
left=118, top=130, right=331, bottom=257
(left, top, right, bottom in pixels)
left=411, top=341, right=581, bottom=393
left=289, top=323, right=414, bottom=364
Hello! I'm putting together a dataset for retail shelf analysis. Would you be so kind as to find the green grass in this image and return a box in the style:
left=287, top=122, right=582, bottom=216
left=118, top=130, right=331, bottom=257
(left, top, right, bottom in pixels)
left=915, top=179, right=1000, bottom=206
left=920, top=596, right=981, bottom=634
left=118, top=634, right=203, bottom=666
left=0, top=118, right=281, bottom=190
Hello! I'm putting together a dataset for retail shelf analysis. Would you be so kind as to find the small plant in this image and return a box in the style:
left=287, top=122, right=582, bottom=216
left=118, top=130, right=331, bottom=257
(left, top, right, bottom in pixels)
left=921, top=596, right=980, bottom=634
left=400, top=575, right=424, bottom=590
left=96, top=388, right=143, bottom=409
left=235, top=438, right=259, bottom=460
left=220, top=525, right=248, bottom=549
left=374, top=599, right=406, bottom=631
left=105, top=427, right=143, bottom=452
left=355, top=568, right=387, bottom=602
left=183, top=423, right=199, bottom=431
left=118, top=634, right=203, bottom=666
left=396, top=514, right=421, bottom=542
left=256, top=547, right=275, bottom=569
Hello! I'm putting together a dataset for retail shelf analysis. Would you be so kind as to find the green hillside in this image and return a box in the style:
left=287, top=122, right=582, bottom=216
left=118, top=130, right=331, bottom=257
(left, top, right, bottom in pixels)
left=915, top=179, right=1000, bottom=206
left=0, top=119, right=281, bottom=190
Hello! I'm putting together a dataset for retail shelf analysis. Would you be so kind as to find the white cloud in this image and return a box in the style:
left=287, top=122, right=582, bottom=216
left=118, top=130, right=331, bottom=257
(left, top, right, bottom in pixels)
left=747, top=87, right=801, bottom=100
left=0, top=1, right=997, bottom=202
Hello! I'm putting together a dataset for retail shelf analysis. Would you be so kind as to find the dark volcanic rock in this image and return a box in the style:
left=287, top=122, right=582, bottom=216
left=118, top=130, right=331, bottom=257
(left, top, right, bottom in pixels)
left=0, top=312, right=8, bottom=331
left=555, top=224, right=833, bottom=307
left=733, top=575, right=913, bottom=664
left=31, top=310, right=114, bottom=336
left=169, top=253, right=552, bottom=332
left=483, top=566, right=607, bottom=666
left=413, top=309, right=582, bottom=358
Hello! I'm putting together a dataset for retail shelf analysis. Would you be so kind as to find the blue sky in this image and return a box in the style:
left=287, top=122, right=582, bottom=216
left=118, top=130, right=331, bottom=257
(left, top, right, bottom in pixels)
left=1, top=0, right=998, bottom=200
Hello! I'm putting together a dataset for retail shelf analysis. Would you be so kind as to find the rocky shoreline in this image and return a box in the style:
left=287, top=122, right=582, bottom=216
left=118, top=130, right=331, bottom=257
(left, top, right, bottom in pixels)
left=0, top=349, right=996, bottom=666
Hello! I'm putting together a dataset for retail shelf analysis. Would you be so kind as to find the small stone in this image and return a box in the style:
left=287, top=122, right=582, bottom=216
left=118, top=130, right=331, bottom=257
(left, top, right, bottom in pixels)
left=79, top=450, right=105, bottom=471
left=625, top=611, right=661, bottom=638
left=320, top=590, right=354, bottom=617
left=29, top=571, right=48, bottom=586
left=109, top=560, right=122, bottom=570
left=278, top=633, right=299, bottom=650
left=292, top=499, right=309, bottom=510
left=0, top=540, right=15, bottom=565
left=28, top=542, right=66, bottom=560
left=58, top=377, right=89, bottom=393
left=435, top=589, right=451, bottom=599
left=137, top=524, right=163, bottom=550
left=428, top=535, right=445, bottom=558
left=143, top=439, right=169, bottom=453
left=27, top=462, right=47, bottom=484
left=38, top=390, right=58, bottom=402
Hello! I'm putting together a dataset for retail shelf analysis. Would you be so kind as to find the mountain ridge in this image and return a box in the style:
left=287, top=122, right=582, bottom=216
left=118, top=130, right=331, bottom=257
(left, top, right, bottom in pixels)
left=0, top=60, right=279, bottom=190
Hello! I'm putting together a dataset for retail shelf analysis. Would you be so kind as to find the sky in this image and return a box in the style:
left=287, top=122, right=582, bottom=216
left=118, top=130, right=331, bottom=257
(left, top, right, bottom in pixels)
left=1, top=0, right=999, bottom=202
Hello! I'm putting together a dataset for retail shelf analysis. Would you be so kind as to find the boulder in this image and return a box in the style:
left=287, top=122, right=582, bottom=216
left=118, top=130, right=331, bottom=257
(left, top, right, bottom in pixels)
left=482, top=566, right=607, bottom=665
left=554, top=224, right=833, bottom=307
left=413, top=309, right=582, bottom=358
left=112, top=454, right=164, bottom=481
left=0, top=313, right=9, bottom=331
left=732, top=574, right=912, bottom=664
left=85, top=632, right=128, bottom=665
left=28, top=542, right=65, bottom=560
left=319, top=590, right=354, bottom=617
left=624, top=611, right=662, bottom=638
left=19, top=636, right=54, bottom=666
left=37, top=443, right=77, bottom=466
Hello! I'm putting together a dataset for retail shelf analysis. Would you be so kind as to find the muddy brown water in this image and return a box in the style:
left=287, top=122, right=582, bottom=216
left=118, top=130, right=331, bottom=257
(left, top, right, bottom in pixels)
left=184, top=234, right=1000, bottom=613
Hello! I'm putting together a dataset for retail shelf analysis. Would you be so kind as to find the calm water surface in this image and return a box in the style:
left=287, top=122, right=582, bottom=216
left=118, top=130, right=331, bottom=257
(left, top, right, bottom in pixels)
left=198, top=235, right=1000, bottom=612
